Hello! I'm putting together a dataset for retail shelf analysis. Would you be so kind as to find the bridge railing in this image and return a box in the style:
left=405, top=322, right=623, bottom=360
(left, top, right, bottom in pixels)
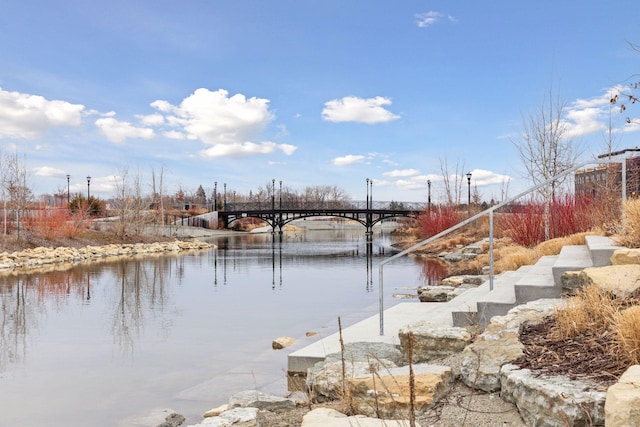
left=377, top=156, right=628, bottom=335
left=220, top=200, right=427, bottom=211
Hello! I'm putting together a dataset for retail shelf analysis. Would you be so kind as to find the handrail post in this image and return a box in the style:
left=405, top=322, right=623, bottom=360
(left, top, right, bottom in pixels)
left=379, top=264, right=384, bottom=335
left=489, top=210, right=494, bottom=290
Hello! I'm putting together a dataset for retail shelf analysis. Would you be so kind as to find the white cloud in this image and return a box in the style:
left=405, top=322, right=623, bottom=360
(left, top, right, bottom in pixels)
left=200, top=141, right=296, bottom=158
left=95, top=116, right=155, bottom=144
left=34, top=166, right=66, bottom=178
left=322, top=96, right=400, bottom=124
left=383, top=169, right=420, bottom=178
left=466, top=169, right=512, bottom=186
left=136, top=113, right=165, bottom=126
left=149, top=88, right=296, bottom=158
left=415, top=11, right=457, bottom=28
left=0, top=87, right=85, bottom=139
left=332, top=154, right=365, bottom=166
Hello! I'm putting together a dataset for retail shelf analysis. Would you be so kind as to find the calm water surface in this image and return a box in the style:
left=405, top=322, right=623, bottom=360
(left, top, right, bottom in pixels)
left=0, top=228, right=446, bottom=427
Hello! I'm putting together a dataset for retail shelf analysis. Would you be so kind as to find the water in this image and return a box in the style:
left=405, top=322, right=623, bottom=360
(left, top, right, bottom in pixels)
left=0, top=228, right=446, bottom=426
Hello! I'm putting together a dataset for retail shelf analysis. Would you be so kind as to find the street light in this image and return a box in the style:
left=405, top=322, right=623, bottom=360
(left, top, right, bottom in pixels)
left=427, top=179, right=431, bottom=214
left=466, top=172, right=472, bottom=215
left=66, top=174, right=70, bottom=205
left=279, top=180, right=282, bottom=209
left=214, top=181, right=217, bottom=211
left=366, top=178, right=370, bottom=209
left=271, top=179, right=275, bottom=211
left=369, top=179, right=373, bottom=209
left=87, top=176, right=91, bottom=200
left=223, top=183, right=227, bottom=210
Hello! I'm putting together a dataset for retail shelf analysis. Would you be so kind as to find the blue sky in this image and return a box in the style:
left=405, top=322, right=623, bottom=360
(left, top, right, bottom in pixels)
left=1, top=1, right=639, bottom=203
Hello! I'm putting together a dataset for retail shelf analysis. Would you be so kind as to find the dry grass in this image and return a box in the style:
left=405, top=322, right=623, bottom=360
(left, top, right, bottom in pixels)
left=549, top=285, right=618, bottom=340
left=466, top=232, right=591, bottom=275
left=545, top=284, right=640, bottom=367
left=615, top=198, right=640, bottom=247
left=613, top=305, right=640, bottom=365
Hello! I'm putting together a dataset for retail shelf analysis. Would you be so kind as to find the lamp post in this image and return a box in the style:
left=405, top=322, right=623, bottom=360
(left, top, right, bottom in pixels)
left=214, top=181, right=218, bottom=211
left=366, top=178, right=370, bottom=209
left=369, top=179, right=373, bottom=209
left=223, top=183, right=227, bottom=210
left=271, top=179, right=275, bottom=211
left=466, top=172, right=472, bottom=216
left=87, top=176, right=91, bottom=201
left=427, top=179, right=431, bottom=215
left=66, top=174, right=70, bottom=205
left=279, top=180, right=282, bottom=209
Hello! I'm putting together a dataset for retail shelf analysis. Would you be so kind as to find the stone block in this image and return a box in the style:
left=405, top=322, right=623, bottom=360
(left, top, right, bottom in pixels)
left=605, top=365, right=640, bottom=427
left=611, top=248, right=640, bottom=265
left=398, top=321, right=472, bottom=363
left=349, top=364, right=453, bottom=419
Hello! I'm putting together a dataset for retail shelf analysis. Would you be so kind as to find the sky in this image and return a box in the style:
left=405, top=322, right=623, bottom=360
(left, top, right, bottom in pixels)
left=1, top=1, right=639, bottom=204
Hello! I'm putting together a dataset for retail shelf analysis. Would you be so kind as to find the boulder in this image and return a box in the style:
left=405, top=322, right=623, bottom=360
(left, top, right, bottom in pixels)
left=228, top=390, right=295, bottom=411
left=300, top=407, right=422, bottom=427
left=611, top=248, right=640, bottom=265
left=272, top=336, right=295, bottom=349
left=186, top=407, right=259, bottom=427
left=203, top=404, right=228, bottom=418
left=568, top=265, right=640, bottom=298
left=398, top=321, right=472, bottom=363
left=440, top=274, right=486, bottom=287
left=417, top=285, right=469, bottom=302
left=460, top=299, right=563, bottom=392
left=349, top=364, right=453, bottom=418
left=307, top=358, right=397, bottom=402
left=501, top=364, right=606, bottom=427
left=605, top=365, right=640, bottom=426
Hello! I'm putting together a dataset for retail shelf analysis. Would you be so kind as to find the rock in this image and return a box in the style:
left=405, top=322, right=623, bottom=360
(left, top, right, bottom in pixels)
left=272, top=336, right=295, bottom=349
left=300, top=407, right=422, bottom=427
left=186, top=407, right=259, bottom=427
left=156, top=413, right=185, bottom=427
left=500, top=364, right=606, bottom=427
left=323, top=342, right=404, bottom=365
left=460, top=299, right=563, bottom=392
left=560, top=270, right=587, bottom=294
left=611, top=248, right=640, bottom=265
left=565, top=265, right=640, bottom=298
left=228, top=390, right=295, bottom=411
left=440, top=274, right=486, bottom=287
left=305, top=331, right=317, bottom=337
left=203, top=404, right=228, bottom=418
left=307, top=358, right=397, bottom=402
left=417, top=285, right=468, bottom=302
left=349, top=364, right=453, bottom=418
left=605, top=365, right=640, bottom=426
left=398, top=321, right=472, bottom=363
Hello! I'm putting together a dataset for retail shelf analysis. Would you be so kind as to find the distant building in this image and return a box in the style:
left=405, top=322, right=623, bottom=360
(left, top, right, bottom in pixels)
left=575, top=149, right=640, bottom=198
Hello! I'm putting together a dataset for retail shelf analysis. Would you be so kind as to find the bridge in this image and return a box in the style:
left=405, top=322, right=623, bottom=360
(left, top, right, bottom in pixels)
left=215, top=200, right=426, bottom=235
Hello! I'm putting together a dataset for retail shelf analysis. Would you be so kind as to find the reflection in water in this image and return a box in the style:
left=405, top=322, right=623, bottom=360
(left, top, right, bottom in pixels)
left=0, top=229, right=449, bottom=427
left=419, top=258, right=450, bottom=286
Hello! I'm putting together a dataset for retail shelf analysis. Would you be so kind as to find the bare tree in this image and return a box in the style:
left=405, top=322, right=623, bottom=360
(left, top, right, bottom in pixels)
left=439, top=157, right=466, bottom=206
left=512, top=88, right=581, bottom=239
left=112, top=167, right=148, bottom=237
left=512, top=88, right=580, bottom=200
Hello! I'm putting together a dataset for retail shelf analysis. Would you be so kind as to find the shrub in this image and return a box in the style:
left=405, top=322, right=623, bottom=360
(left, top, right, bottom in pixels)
left=417, top=205, right=463, bottom=238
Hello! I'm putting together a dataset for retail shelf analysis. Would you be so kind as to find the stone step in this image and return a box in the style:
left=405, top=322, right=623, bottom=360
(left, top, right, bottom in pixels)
left=551, top=245, right=593, bottom=286
left=450, top=268, right=531, bottom=327
left=514, top=255, right=560, bottom=303
left=585, top=235, right=624, bottom=267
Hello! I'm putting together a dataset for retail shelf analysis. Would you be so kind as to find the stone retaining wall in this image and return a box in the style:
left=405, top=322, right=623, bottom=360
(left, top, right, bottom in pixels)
left=0, top=240, right=213, bottom=274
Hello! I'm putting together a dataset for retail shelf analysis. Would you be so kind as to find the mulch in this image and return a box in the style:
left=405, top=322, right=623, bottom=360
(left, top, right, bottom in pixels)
left=513, top=316, right=623, bottom=388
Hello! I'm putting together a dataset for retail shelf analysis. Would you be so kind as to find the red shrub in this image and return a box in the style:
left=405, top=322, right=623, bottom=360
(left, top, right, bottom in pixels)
left=498, top=194, right=604, bottom=247
left=418, top=205, right=463, bottom=238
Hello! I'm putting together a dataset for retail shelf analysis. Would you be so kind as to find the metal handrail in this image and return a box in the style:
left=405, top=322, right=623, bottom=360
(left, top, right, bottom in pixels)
left=378, top=156, right=627, bottom=335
